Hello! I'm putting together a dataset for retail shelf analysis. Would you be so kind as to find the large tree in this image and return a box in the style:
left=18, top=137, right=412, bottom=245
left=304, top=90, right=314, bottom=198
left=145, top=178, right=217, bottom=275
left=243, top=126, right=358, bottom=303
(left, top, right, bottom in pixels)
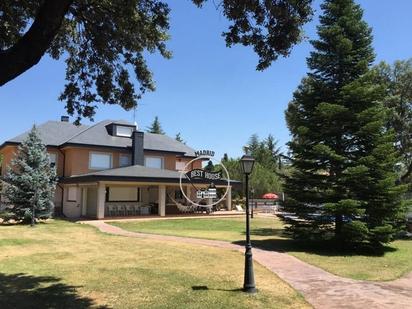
left=244, top=133, right=282, bottom=171
left=1, top=126, right=57, bottom=224
left=284, top=0, right=406, bottom=247
left=0, top=0, right=313, bottom=122
left=374, top=59, right=412, bottom=184
left=146, top=116, right=165, bottom=134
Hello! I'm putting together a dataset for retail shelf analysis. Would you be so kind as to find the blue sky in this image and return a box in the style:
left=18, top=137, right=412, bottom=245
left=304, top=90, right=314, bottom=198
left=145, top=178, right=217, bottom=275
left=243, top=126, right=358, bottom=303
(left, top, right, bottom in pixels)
left=1, top=0, right=412, bottom=160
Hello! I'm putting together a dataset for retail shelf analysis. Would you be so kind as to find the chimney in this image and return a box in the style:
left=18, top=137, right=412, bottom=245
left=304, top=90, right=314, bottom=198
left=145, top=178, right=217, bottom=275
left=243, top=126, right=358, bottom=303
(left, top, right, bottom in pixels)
left=61, top=116, right=69, bottom=122
left=132, top=131, right=144, bottom=165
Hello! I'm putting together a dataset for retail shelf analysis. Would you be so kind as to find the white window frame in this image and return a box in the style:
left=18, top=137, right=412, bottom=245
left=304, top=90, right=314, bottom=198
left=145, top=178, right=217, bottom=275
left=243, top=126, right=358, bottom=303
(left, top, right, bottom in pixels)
left=67, top=186, right=77, bottom=202
left=175, top=161, right=187, bottom=171
left=144, top=156, right=164, bottom=169
left=89, top=152, right=113, bottom=170
left=119, top=154, right=131, bottom=167
left=116, top=126, right=133, bottom=137
left=49, top=152, right=57, bottom=167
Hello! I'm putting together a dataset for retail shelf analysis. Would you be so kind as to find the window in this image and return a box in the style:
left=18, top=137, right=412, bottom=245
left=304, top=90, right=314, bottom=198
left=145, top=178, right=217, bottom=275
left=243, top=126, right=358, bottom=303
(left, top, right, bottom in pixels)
left=176, top=161, right=186, bottom=171
left=145, top=156, right=163, bottom=169
left=90, top=152, right=112, bottom=170
left=116, top=126, right=133, bottom=137
left=107, top=187, right=140, bottom=202
left=49, top=153, right=57, bottom=167
left=67, top=187, right=77, bottom=202
left=119, top=154, right=131, bottom=167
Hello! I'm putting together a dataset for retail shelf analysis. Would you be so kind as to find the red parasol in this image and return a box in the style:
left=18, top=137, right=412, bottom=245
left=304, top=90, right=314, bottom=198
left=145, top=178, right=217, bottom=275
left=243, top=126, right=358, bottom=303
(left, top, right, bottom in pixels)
left=262, top=193, right=279, bottom=199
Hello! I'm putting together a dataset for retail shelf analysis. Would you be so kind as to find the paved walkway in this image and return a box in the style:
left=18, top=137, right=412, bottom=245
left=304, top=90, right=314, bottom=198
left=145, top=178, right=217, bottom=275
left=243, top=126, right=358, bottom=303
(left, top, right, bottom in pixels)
left=85, top=221, right=412, bottom=309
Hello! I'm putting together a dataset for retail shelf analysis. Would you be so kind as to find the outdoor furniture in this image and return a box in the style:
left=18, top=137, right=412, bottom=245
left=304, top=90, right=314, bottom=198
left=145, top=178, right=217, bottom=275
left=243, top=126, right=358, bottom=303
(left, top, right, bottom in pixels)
left=235, top=205, right=244, bottom=212
left=118, top=205, right=127, bottom=216
left=126, top=204, right=135, bottom=216
left=108, top=204, right=118, bottom=216
left=133, top=204, right=141, bottom=215
left=140, top=205, right=151, bottom=215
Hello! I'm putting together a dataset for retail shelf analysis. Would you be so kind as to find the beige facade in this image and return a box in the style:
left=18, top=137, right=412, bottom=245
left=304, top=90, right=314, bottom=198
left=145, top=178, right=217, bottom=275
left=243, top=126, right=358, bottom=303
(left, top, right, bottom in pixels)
left=61, top=181, right=232, bottom=219
left=1, top=130, right=230, bottom=219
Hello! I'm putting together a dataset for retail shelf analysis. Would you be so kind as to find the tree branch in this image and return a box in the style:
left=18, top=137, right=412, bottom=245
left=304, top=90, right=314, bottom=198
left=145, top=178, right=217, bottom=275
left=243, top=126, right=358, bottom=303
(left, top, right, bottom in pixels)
left=0, top=0, right=73, bottom=86
left=401, top=161, right=412, bottom=183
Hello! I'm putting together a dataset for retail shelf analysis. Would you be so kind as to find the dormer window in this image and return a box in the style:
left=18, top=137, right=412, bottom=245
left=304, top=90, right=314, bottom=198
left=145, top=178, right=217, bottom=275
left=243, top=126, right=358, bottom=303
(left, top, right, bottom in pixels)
left=116, top=126, right=133, bottom=137
left=105, top=122, right=136, bottom=137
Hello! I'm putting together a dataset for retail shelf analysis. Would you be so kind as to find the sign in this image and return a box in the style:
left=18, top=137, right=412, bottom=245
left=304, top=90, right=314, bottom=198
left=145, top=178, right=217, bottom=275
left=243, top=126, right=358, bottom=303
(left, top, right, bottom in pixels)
left=195, top=150, right=215, bottom=157
left=186, top=169, right=222, bottom=181
left=178, top=152, right=231, bottom=208
left=196, top=188, right=217, bottom=199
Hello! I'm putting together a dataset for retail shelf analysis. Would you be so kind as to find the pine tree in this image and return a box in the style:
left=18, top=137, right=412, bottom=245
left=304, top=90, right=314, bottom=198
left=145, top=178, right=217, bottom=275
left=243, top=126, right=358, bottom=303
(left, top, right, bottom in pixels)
left=146, top=116, right=165, bottom=134
left=244, top=134, right=282, bottom=172
left=2, top=126, right=57, bottom=223
left=175, top=132, right=184, bottom=143
left=284, top=0, right=406, bottom=247
left=243, top=134, right=260, bottom=155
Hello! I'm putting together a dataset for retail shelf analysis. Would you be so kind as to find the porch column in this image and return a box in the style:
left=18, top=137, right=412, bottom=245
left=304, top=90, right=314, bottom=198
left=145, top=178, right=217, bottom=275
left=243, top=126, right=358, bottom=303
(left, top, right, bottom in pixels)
left=226, top=186, right=232, bottom=210
left=96, top=182, right=106, bottom=219
left=186, top=186, right=191, bottom=201
left=158, top=185, right=166, bottom=217
left=81, top=187, right=87, bottom=216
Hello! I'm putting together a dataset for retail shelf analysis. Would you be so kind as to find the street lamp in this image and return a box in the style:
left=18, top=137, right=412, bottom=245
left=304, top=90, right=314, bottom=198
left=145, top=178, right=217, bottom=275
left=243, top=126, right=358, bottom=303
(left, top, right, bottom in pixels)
left=240, top=154, right=256, bottom=293
left=250, top=188, right=255, bottom=219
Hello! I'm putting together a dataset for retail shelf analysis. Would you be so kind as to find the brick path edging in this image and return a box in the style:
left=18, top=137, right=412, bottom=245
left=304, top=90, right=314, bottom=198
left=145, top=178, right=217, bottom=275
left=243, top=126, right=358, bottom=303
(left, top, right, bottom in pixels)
left=84, top=221, right=412, bottom=309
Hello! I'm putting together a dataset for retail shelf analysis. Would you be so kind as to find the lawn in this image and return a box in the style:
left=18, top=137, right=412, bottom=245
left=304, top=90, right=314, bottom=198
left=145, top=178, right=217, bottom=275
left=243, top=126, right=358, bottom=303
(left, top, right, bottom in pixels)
left=110, top=216, right=412, bottom=281
left=0, top=220, right=309, bottom=309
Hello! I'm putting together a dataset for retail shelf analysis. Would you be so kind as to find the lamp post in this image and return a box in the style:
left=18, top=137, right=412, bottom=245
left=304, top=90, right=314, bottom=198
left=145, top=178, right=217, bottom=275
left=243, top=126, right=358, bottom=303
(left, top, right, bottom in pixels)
left=250, top=188, right=255, bottom=219
left=240, top=154, right=256, bottom=293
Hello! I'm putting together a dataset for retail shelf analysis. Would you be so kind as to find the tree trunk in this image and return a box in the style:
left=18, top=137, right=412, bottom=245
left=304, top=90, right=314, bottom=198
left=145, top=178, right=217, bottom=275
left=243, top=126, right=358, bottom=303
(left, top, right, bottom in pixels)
left=335, top=214, right=343, bottom=238
left=0, top=0, right=73, bottom=86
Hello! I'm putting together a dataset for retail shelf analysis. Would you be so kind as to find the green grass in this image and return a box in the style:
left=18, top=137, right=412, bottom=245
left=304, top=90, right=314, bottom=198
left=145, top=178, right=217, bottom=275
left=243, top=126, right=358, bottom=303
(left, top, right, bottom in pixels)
left=0, top=220, right=309, bottom=308
left=111, top=217, right=412, bottom=281
left=110, top=217, right=284, bottom=241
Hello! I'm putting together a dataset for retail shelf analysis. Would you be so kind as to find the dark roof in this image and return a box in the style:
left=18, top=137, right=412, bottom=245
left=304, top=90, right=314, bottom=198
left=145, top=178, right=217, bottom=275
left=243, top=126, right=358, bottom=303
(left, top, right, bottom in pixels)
left=61, top=164, right=237, bottom=185
left=7, top=121, right=89, bottom=146
left=2, top=120, right=196, bottom=156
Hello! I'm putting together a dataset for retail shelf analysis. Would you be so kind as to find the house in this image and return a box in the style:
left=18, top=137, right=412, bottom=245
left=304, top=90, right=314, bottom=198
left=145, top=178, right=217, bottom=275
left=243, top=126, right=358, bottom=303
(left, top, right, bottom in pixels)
left=0, top=117, right=232, bottom=219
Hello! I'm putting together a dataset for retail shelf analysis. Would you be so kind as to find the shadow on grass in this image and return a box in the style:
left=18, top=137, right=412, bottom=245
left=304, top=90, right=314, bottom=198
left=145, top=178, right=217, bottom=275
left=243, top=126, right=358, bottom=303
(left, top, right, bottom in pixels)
left=192, top=286, right=243, bottom=293
left=249, top=228, right=285, bottom=237
left=0, top=273, right=108, bottom=308
left=0, top=221, right=50, bottom=227
left=233, top=238, right=398, bottom=257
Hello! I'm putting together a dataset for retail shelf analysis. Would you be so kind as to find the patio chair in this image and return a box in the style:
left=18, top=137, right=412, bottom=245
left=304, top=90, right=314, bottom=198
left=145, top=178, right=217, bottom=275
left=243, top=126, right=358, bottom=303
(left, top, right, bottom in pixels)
left=126, top=204, right=135, bottom=216
left=140, top=205, right=151, bottom=215
left=118, top=205, right=127, bottom=216
left=108, top=204, right=118, bottom=217
left=235, top=205, right=245, bottom=212
left=133, top=204, right=142, bottom=216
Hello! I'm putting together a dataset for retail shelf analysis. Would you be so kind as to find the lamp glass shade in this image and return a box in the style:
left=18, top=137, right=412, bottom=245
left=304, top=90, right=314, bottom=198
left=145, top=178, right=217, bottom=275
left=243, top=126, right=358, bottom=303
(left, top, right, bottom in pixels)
left=240, top=155, right=255, bottom=174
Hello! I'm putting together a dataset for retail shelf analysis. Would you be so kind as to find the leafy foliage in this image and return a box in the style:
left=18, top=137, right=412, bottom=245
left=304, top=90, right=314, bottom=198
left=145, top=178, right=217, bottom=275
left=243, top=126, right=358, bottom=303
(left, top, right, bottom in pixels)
left=244, top=134, right=282, bottom=170
left=283, top=0, right=406, bottom=248
left=146, top=116, right=165, bottom=134
left=0, top=0, right=313, bottom=122
left=374, top=59, right=412, bottom=184
left=242, top=134, right=284, bottom=196
left=1, top=126, right=57, bottom=223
